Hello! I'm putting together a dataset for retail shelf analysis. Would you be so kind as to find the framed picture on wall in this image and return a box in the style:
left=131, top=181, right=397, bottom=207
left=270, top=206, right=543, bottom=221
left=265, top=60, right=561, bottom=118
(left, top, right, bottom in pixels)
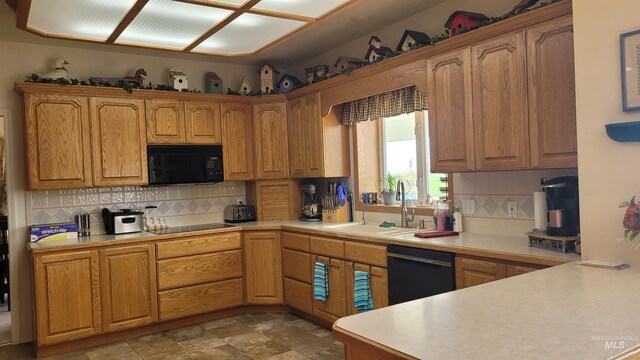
left=621, top=29, right=640, bottom=111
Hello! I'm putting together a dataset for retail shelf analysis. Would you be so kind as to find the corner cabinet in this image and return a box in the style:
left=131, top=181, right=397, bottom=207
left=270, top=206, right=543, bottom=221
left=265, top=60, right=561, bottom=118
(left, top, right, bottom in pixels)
left=23, top=93, right=93, bottom=190
left=287, top=92, right=350, bottom=178
left=244, top=231, right=284, bottom=304
left=254, top=102, right=289, bottom=180
left=221, top=102, right=255, bottom=181
left=90, top=97, right=148, bottom=187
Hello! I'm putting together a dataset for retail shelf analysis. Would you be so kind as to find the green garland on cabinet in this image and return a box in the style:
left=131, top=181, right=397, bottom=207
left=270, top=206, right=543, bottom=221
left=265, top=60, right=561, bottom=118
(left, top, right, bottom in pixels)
left=24, top=73, right=202, bottom=94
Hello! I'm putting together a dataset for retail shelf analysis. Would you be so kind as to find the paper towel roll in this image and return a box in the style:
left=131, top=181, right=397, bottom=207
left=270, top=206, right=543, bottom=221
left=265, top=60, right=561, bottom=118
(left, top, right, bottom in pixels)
left=533, top=191, right=548, bottom=231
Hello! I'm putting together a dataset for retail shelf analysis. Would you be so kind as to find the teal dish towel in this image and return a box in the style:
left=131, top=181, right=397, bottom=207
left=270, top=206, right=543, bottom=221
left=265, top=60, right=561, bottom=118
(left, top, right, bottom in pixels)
left=314, top=261, right=329, bottom=301
left=354, top=270, right=374, bottom=313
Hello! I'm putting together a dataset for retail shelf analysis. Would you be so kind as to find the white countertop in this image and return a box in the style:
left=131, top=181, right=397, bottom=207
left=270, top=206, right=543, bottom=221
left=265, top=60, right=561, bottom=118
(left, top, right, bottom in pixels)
left=335, top=263, right=640, bottom=359
left=27, top=221, right=580, bottom=265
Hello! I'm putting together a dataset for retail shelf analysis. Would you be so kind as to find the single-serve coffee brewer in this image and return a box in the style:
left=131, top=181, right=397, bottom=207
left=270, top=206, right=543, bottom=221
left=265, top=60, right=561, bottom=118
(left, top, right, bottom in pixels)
left=542, top=176, right=579, bottom=237
left=300, top=183, right=322, bottom=222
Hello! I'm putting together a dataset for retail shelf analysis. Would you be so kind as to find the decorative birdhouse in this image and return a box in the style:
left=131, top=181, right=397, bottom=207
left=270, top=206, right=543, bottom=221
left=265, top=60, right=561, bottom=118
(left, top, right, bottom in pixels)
left=304, top=67, right=316, bottom=84
left=277, top=74, right=302, bottom=93
left=205, top=72, right=223, bottom=94
left=364, top=36, right=393, bottom=63
left=396, top=30, right=431, bottom=52
left=445, top=11, right=490, bottom=37
left=511, top=0, right=539, bottom=14
left=239, top=77, right=252, bottom=96
left=258, top=63, right=280, bottom=94
left=168, top=68, right=189, bottom=90
left=333, top=56, right=366, bottom=74
left=314, top=65, right=329, bottom=80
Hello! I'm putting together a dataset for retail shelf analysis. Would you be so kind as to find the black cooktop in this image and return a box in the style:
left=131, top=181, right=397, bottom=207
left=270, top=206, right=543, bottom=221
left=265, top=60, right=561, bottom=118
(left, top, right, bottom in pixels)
left=149, top=223, right=235, bottom=235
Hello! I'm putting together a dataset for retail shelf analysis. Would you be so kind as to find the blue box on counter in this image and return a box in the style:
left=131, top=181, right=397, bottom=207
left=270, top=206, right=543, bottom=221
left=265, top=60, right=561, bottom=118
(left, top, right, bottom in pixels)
left=30, top=223, right=78, bottom=243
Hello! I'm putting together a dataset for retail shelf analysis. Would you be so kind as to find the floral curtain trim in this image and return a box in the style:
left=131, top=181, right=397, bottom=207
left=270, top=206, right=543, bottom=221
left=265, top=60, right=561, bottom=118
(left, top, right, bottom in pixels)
left=342, top=86, right=428, bottom=125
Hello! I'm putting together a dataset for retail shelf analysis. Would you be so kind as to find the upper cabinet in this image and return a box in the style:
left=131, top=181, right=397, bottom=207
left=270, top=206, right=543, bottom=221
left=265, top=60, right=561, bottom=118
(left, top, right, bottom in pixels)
left=427, top=49, right=474, bottom=173
left=472, top=32, right=530, bottom=171
left=527, top=15, right=577, bottom=168
left=221, top=102, right=255, bottom=181
left=23, top=93, right=93, bottom=190
left=287, top=92, right=350, bottom=178
left=90, top=97, right=148, bottom=187
left=146, top=99, right=185, bottom=144
left=185, top=101, right=222, bottom=144
left=254, top=102, right=289, bottom=180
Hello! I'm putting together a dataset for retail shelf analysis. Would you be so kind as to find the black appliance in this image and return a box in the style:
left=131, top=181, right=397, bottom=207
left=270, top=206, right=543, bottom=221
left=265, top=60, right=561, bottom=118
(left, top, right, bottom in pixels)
left=542, top=176, right=579, bottom=237
left=387, top=245, right=455, bottom=305
left=147, top=223, right=234, bottom=235
left=148, top=145, right=223, bottom=185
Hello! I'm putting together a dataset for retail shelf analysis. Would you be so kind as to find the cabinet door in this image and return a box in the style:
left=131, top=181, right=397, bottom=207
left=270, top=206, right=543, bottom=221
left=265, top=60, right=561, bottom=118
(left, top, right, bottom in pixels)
left=427, top=48, right=475, bottom=172
left=145, top=99, right=185, bottom=144
left=527, top=16, right=577, bottom=168
left=90, top=97, right=148, bottom=186
left=345, top=263, right=388, bottom=316
left=254, top=103, right=289, bottom=179
left=505, top=263, right=546, bottom=277
left=34, top=251, right=101, bottom=345
left=100, top=244, right=158, bottom=333
left=221, top=102, right=255, bottom=181
left=303, top=93, right=325, bottom=178
left=313, top=256, right=347, bottom=322
left=472, top=32, right=529, bottom=170
left=24, top=93, right=93, bottom=190
left=455, top=256, right=506, bottom=289
left=185, top=101, right=222, bottom=144
left=287, top=97, right=306, bottom=178
left=244, top=231, right=283, bottom=304
left=253, top=180, right=298, bottom=221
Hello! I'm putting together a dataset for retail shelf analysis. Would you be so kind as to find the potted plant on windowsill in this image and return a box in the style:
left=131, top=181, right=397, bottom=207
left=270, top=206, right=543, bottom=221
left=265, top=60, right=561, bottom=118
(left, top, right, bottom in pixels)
left=381, top=173, right=399, bottom=205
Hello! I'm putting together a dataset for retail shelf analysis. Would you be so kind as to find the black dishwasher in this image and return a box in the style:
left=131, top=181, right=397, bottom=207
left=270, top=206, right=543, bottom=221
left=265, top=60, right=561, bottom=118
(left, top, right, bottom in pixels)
left=387, top=245, right=456, bottom=305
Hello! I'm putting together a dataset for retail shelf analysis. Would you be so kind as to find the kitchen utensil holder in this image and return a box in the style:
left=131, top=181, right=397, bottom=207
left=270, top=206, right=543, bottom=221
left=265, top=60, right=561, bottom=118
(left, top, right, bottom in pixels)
left=322, top=200, right=350, bottom=224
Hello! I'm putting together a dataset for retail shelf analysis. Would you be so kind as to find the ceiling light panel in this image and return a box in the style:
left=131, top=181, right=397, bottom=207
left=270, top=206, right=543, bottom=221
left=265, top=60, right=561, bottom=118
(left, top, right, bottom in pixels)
left=116, top=0, right=233, bottom=50
left=194, top=13, right=306, bottom=55
left=27, top=0, right=136, bottom=41
left=202, top=0, right=248, bottom=6
left=252, top=0, right=350, bottom=18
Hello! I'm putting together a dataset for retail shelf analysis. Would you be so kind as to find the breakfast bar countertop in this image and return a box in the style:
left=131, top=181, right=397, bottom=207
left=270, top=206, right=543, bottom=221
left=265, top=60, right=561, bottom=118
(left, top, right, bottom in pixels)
left=333, top=262, right=640, bottom=360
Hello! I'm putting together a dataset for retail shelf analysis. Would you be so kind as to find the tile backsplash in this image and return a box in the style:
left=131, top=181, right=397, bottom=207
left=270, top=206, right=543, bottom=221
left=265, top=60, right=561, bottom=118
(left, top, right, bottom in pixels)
left=28, top=182, right=246, bottom=234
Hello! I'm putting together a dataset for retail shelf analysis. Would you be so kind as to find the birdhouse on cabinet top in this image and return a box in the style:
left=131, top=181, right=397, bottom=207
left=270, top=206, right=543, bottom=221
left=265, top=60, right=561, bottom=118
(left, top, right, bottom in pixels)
left=334, top=56, right=366, bottom=74
left=239, top=76, right=252, bottom=95
left=277, top=74, right=302, bottom=93
left=169, top=69, right=189, bottom=90
left=396, top=30, right=431, bottom=52
left=205, top=72, right=223, bottom=94
left=364, top=35, right=393, bottom=63
left=258, top=62, right=280, bottom=94
left=445, top=11, right=490, bottom=37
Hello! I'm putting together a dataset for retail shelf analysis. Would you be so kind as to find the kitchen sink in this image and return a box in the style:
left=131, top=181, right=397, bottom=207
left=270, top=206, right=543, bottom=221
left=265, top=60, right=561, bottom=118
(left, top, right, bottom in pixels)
left=321, top=223, right=426, bottom=236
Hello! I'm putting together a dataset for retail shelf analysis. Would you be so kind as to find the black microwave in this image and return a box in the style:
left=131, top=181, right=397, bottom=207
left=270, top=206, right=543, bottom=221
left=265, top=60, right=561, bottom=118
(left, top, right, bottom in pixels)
left=148, top=145, right=224, bottom=185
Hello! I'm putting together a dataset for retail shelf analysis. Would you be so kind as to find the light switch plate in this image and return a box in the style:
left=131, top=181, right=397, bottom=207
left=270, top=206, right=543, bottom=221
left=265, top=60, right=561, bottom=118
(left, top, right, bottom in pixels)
left=507, top=200, right=518, bottom=218
left=462, top=200, right=475, bottom=215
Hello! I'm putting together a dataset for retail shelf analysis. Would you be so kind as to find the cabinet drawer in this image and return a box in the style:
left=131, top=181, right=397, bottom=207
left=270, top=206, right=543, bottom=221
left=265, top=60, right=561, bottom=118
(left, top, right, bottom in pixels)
left=283, top=232, right=310, bottom=252
left=345, top=242, right=386, bottom=267
left=158, top=278, right=244, bottom=321
left=310, top=236, right=345, bottom=258
left=157, top=250, right=242, bottom=290
left=283, top=249, right=312, bottom=283
left=156, top=232, right=241, bottom=259
left=284, top=278, right=312, bottom=314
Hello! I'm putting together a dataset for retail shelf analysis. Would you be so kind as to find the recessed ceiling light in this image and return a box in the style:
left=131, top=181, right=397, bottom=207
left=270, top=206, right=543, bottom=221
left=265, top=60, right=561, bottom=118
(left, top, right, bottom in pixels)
left=253, top=0, right=350, bottom=18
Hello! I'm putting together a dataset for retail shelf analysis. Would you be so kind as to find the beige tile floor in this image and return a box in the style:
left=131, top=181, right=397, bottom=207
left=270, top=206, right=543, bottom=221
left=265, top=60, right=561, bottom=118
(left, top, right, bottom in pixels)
left=0, top=313, right=345, bottom=360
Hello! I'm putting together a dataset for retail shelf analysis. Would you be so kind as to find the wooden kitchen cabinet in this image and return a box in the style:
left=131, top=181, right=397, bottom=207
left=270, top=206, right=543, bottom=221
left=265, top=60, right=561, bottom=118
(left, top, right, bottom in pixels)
left=254, top=102, right=289, bottom=179
left=185, top=101, right=222, bottom=144
left=23, top=93, right=93, bottom=190
left=426, top=48, right=475, bottom=172
left=287, top=92, right=350, bottom=178
left=527, top=15, right=578, bottom=168
left=247, top=179, right=300, bottom=221
left=34, top=250, right=101, bottom=345
left=99, top=244, right=158, bottom=333
left=145, top=98, right=185, bottom=144
left=312, top=255, right=347, bottom=322
left=455, top=255, right=506, bottom=289
left=244, top=231, right=284, bottom=304
left=157, top=250, right=243, bottom=290
left=221, top=102, right=255, bottom=181
left=90, top=97, right=148, bottom=187
left=345, top=263, right=388, bottom=316
left=505, top=263, right=546, bottom=277
left=472, top=32, right=530, bottom=171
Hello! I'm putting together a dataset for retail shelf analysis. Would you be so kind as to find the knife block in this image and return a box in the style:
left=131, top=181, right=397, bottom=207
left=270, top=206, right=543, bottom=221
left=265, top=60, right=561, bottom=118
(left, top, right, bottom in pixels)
left=322, top=200, right=350, bottom=223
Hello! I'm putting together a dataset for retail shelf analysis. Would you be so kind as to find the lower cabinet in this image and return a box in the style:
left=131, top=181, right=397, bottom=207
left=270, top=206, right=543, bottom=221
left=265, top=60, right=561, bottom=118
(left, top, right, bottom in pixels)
left=312, top=255, right=347, bottom=323
left=34, top=250, right=102, bottom=345
left=284, top=278, right=313, bottom=314
left=244, top=231, right=284, bottom=304
left=345, top=263, right=388, bottom=316
left=158, top=278, right=244, bottom=321
left=455, top=254, right=547, bottom=289
left=99, top=244, right=158, bottom=333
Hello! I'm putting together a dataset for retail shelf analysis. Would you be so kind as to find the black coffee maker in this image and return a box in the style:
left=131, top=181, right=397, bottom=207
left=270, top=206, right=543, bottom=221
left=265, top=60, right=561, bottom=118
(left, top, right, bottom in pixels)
left=541, top=176, right=579, bottom=237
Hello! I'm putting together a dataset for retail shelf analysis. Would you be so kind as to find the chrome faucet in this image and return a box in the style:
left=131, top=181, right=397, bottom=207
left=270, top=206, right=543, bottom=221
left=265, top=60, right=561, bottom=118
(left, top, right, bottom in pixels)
left=396, top=179, right=415, bottom=227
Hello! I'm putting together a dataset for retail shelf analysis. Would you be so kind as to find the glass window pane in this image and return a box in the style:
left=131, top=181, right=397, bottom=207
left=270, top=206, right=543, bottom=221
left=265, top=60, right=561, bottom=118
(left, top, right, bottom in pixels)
left=383, top=114, right=417, bottom=199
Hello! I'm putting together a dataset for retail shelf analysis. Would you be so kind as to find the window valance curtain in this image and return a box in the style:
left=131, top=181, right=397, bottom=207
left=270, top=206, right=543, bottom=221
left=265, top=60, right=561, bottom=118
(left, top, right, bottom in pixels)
left=342, top=86, right=428, bottom=125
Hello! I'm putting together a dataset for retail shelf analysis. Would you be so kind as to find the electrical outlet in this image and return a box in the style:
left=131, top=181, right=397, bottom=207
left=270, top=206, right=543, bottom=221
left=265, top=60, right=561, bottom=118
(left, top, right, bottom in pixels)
left=507, top=200, right=518, bottom=218
left=462, top=200, right=475, bottom=215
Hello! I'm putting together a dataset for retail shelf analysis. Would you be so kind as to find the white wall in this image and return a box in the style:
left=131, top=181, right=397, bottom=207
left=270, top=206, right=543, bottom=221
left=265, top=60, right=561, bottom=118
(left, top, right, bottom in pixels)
left=573, top=0, right=640, bottom=265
